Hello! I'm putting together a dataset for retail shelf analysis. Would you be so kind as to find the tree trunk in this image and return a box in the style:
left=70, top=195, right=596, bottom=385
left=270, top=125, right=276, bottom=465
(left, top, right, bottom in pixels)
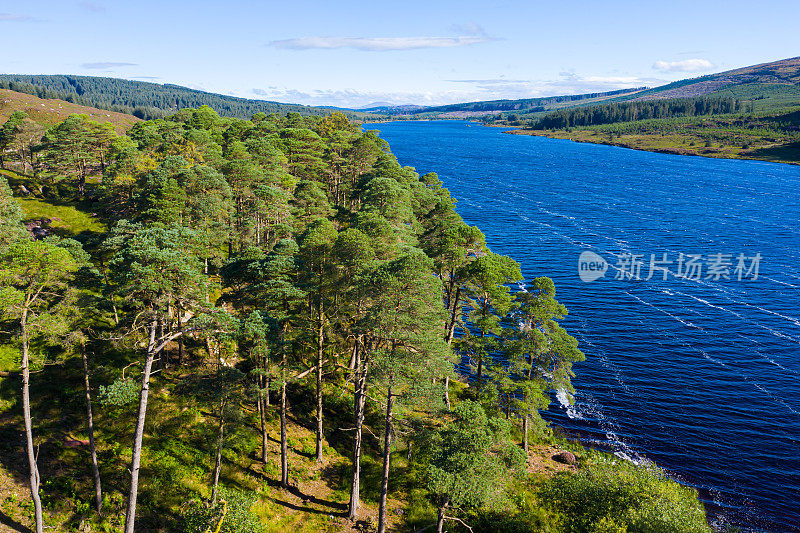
left=436, top=499, right=449, bottom=533
left=258, top=375, right=268, bottom=464
left=20, top=312, right=43, bottom=533
left=80, top=343, right=103, bottom=514
left=348, top=340, right=366, bottom=520
left=444, top=375, right=451, bottom=411
left=377, top=383, right=394, bottom=533
left=211, top=403, right=226, bottom=504
left=177, top=305, right=184, bottom=366
left=476, top=329, right=485, bottom=390
left=124, top=318, right=158, bottom=533
left=315, top=303, right=324, bottom=462
left=523, top=416, right=529, bottom=453
left=280, top=364, right=289, bottom=488
left=445, top=285, right=461, bottom=345
left=102, top=267, right=119, bottom=326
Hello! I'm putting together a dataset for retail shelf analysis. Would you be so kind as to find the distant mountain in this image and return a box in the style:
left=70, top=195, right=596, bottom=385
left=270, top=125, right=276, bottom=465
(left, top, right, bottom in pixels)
left=358, top=104, right=427, bottom=114
left=358, top=88, right=649, bottom=118
left=0, top=74, right=369, bottom=121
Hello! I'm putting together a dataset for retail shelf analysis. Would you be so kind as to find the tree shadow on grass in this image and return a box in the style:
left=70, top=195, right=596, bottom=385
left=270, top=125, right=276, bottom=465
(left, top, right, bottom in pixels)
left=0, top=509, right=30, bottom=533
left=746, top=142, right=800, bottom=163
left=241, top=463, right=348, bottom=516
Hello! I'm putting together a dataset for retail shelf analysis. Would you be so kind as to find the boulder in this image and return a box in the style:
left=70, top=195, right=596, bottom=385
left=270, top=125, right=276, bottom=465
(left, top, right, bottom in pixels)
left=553, top=450, right=577, bottom=465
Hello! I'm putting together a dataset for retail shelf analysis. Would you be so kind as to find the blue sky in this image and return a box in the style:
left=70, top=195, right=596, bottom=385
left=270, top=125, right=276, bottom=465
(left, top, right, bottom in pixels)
left=1, top=0, right=798, bottom=108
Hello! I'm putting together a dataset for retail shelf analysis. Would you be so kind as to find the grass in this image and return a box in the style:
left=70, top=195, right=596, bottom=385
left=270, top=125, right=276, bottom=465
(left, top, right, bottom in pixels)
left=17, top=198, right=107, bottom=237
left=0, top=88, right=139, bottom=133
left=514, top=109, right=800, bottom=165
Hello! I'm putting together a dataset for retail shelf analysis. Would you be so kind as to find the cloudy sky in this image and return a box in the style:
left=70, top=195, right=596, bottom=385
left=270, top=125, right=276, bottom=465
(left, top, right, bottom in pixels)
left=1, top=0, right=797, bottom=108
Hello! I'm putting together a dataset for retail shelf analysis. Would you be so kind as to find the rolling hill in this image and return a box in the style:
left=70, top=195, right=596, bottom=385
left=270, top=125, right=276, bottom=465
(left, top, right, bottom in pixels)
left=634, top=56, right=800, bottom=101
left=0, top=74, right=368, bottom=121
left=0, top=87, right=139, bottom=132
left=512, top=57, right=800, bottom=165
left=365, top=87, right=647, bottom=118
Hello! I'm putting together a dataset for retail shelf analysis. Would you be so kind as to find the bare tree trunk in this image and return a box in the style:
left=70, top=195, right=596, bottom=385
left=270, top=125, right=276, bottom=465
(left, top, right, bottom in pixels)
left=20, top=312, right=43, bottom=533
left=444, top=375, right=451, bottom=411
left=315, top=303, right=324, bottom=462
left=348, top=340, right=366, bottom=520
left=377, top=383, right=394, bottom=533
left=80, top=343, right=102, bottom=514
left=258, top=375, right=268, bottom=464
left=436, top=499, right=449, bottom=533
left=177, top=305, right=183, bottom=366
left=102, top=267, right=119, bottom=326
left=445, top=285, right=461, bottom=345
left=124, top=318, right=158, bottom=533
left=280, top=364, right=289, bottom=488
left=523, top=416, right=529, bottom=453
left=210, top=403, right=226, bottom=504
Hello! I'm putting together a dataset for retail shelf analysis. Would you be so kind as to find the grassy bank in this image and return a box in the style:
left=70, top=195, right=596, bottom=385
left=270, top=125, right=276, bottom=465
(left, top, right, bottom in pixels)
left=510, top=108, right=800, bottom=165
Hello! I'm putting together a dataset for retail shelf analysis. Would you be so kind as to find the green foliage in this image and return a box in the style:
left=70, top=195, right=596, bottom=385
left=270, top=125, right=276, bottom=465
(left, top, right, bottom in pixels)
left=0, top=74, right=365, bottom=120
left=533, top=97, right=743, bottom=130
left=0, top=102, right=713, bottom=533
left=183, top=487, right=266, bottom=533
left=535, top=459, right=712, bottom=533
left=423, top=401, right=523, bottom=516
left=0, top=174, right=27, bottom=245
left=98, top=376, right=140, bottom=407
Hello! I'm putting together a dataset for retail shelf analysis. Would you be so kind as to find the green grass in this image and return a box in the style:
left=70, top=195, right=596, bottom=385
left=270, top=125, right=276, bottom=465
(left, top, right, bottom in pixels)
left=517, top=108, right=800, bottom=165
left=709, top=83, right=800, bottom=112
left=0, top=345, right=19, bottom=374
left=17, top=198, right=107, bottom=237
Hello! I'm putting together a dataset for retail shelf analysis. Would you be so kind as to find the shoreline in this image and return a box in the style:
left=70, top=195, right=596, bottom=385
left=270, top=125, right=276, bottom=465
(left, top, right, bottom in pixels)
left=507, top=128, right=800, bottom=166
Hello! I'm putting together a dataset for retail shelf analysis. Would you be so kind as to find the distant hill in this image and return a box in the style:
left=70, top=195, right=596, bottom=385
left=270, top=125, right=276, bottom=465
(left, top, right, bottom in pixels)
left=0, top=74, right=368, bottom=121
left=366, top=87, right=648, bottom=118
left=0, top=88, right=139, bottom=132
left=633, top=56, right=800, bottom=101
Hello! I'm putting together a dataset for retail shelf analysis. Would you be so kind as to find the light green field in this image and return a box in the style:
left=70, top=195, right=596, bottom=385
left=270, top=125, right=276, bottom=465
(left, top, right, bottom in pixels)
left=17, top=197, right=107, bottom=236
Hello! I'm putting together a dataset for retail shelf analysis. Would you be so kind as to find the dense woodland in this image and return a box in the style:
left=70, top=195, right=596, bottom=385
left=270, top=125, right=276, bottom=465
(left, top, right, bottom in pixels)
left=529, top=97, right=745, bottom=129
left=398, top=88, right=646, bottom=115
left=0, top=75, right=348, bottom=121
left=0, top=105, right=712, bottom=532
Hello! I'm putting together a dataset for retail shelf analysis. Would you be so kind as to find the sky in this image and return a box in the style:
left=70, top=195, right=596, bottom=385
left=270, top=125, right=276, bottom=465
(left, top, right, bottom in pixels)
left=1, top=0, right=798, bottom=108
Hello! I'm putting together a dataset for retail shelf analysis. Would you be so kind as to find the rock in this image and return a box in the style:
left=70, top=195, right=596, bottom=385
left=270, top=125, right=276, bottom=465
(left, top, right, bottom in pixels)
left=553, top=450, right=577, bottom=465
left=63, top=438, right=90, bottom=447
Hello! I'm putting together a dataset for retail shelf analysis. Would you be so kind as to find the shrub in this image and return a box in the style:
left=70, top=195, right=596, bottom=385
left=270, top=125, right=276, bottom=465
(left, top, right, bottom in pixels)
left=537, top=459, right=711, bottom=533
left=182, top=487, right=266, bottom=533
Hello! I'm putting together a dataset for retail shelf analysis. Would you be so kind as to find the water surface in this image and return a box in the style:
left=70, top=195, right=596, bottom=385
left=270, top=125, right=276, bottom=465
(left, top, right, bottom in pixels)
left=365, top=120, right=800, bottom=532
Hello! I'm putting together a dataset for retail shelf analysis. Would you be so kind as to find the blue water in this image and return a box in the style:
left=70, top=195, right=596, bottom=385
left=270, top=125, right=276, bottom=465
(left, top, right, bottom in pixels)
left=364, top=121, right=800, bottom=532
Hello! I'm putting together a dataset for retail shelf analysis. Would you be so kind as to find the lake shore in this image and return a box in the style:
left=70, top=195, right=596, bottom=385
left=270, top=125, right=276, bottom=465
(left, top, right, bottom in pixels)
left=507, top=128, right=800, bottom=166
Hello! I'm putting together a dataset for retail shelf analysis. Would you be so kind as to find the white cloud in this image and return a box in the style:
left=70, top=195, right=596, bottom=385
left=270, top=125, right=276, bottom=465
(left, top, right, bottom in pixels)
left=79, top=1, right=105, bottom=12
left=82, top=61, right=137, bottom=69
left=248, top=68, right=663, bottom=108
left=269, top=35, right=494, bottom=51
left=0, top=13, right=34, bottom=21
left=652, top=59, right=714, bottom=73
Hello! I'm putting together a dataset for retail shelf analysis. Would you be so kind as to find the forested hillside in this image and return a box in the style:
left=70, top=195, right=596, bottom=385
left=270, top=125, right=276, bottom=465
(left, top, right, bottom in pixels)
left=372, top=87, right=646, bottom=117
left=633, top=56, right=800, bottom=100
left=0, top=105, right=711, bottom=533
left=530, top=96, right=744, bottom=129
left=0, top=75, right=365, bottom=121
left=512, top=57, right=800, bottom=164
